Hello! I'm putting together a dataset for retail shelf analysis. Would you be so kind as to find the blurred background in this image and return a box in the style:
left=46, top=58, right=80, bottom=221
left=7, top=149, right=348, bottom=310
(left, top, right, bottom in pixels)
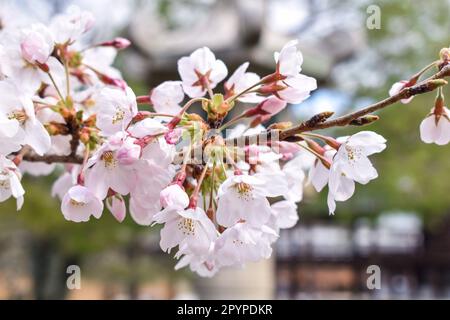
left=0, top=0, right=450, bottom=299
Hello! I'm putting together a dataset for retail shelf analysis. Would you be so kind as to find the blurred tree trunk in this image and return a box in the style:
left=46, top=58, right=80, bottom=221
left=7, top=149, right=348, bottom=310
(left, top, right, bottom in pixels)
left=29, top=237, right=78, bottom=300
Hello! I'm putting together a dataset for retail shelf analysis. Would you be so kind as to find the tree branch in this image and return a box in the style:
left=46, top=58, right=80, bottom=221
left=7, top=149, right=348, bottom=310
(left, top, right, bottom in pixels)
left=22, top=153, right=84, bottom=164
left=229, top=64, right=450, bottom=145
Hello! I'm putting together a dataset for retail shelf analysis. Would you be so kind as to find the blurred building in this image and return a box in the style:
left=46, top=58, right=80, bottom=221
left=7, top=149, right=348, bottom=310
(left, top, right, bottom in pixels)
left=276, top=212, right=450, bottom=299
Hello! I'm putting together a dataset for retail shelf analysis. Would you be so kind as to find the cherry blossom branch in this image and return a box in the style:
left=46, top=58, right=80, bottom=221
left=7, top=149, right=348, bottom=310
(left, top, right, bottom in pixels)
left=228, top=64, right=450, bottom=146
left=20, top=64, right=450, bottom=165
left=22, top=152, right=84, bottom=164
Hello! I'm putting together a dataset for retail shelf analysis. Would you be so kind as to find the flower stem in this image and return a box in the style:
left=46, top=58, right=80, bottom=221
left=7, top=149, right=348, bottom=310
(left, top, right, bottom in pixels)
left=226, top=79, right=264, bottom=104
left=47, top=71, right=65, bottom=103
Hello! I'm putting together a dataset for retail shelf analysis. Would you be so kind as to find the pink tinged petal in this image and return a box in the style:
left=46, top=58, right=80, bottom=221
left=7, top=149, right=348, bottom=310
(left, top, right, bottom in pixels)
left=191, top=47, right=216, bottom=74
left=85, top=164, right=110, bottom=200
left=159, top=184, right=189, bottom=209
left=389, top=81, right=414, bottom=104
left=278, top=74, right=317, bottom=104
left=0, top=125, right=25, bottom=155
left=334, top=177, right=355, bottom=202
left=260, top=97, right=287, bottom=115
left=271, top=200, right=298, bottom=229
left=308, top=161, right=329, bottom=192
left=108, top=167, right=136, bottom=196
left=340, top=152, right=378, bottom=185
left=327, top=192, right=337, bottom=215
left=51, top=172, right=73, bottom=200
left=128, top=118, right=168, bottom=138
left=151, top=81, right=184, bottom=115
left=9, top=174, right=25, bottom=200
left=159, top=219, right=186, bottom=253
left=420, top=116, right=439, bottom=144
left=61, top=186, right=104, bottom=223
left=347, top=131, right=387, bottom=155
left=182, top=83, right=206, bottom=99
left=0, top=118, right=20, bottom=138
left=129, top=196, right=160, bottom=226
left=435, top=117, right=450, bottom=145
left=209, top=59, right=228, bottom=86
left=16, top=196, right=24, bottom=211
left=226, top=62, right=249, bottom=88
left=107, top=195, right=126, bottom=222
left=277, top=40, right=303, bottom=77
left=23, top=119, right=51, bottom=156
left=177, top=57, right=197, bottom=84
left=420, top=115, right=450, bottom=145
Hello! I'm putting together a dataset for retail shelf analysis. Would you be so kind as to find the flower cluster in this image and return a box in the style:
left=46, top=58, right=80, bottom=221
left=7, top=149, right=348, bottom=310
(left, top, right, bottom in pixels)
left=0, top=7, right=449, bottom=276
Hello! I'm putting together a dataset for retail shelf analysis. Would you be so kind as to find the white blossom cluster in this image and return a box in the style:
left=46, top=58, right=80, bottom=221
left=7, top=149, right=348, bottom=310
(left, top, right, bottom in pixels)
left=0, top=6, right=448, bottom=277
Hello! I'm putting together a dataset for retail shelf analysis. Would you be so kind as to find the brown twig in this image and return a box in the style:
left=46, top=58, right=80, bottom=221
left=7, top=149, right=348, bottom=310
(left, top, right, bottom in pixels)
left=22, top=153, right=84, bottom=164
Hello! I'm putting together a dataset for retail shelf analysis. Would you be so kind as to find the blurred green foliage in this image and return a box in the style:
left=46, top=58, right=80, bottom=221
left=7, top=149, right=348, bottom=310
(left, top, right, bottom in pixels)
left=301, top=0, right=450, bottom=225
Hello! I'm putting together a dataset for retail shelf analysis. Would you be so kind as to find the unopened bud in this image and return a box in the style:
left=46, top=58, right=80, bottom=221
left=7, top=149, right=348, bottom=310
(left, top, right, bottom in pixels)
left=320, top=136, right=341, bottom=150
left=98, top=73, right=127, bottom=90
left=36, top=62, right=49, bottom=73
left=45, top=122, right=70, bottom=135
left=80, top=131, right=90, bottom=144
left=136, top=95, right=151, bottom=104
left=100, top=38, right=131, bottom=50
left=258, top=83, right=286, bottom=95
left=305, top=138, right=325, bottom=155
left=84, top=114, right=97, bottom=127
left=440, top=47, right=450, bottom=62
left=268, top=122, right=293, bottom=130
left=428, top=79, right=448, bottom=90
left=435, top=88, right=445, bottom=111
left=306, top=111, right=334, bottom=126
left=350, top=115, right=379, bottom=126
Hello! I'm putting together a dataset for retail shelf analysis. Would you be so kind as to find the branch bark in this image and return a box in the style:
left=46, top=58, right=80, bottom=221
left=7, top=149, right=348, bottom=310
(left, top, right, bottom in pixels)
left=22, top=153, right=84, bottom=164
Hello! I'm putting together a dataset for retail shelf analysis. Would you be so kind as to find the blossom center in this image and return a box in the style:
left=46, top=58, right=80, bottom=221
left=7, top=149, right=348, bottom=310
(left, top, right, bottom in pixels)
left=178, top=218, right=195, bottom=236
left=112, top=107, right=125, bottom=124
left=0, top=174, right=10, bottom=189
left=345, top=145, right=362, bottom=163
left=101, top=151, right=117, bottom=169
left=8, top=110, right=27, bottom=124
left=234, top=182, right=253, bottom=201
left=69, top=198, right=86, bottom=207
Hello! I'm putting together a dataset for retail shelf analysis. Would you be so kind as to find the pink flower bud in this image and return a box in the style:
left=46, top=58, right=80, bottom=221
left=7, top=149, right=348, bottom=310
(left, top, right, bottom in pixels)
left=100, top=37, right=131, bottom=49
left=107, top=195, right=126, bottom=223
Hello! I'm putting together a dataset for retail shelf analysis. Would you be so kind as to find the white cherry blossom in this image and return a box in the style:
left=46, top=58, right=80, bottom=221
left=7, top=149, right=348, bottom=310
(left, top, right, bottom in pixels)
left=85, top=132, right=140, bottom=200
left=225, top=62, right=263, bottom=103
left=419, top=107, right=450, bottom=145
left=151, top=81, right=185, bottom=115
left=96, top=86, right=138, bottom=136
left=61, top=185, right=103, bottom=222
left=273, top=40, right=318, bottom=104
left=50, top=5, right=95, bottom=44
left=178, top=47, right=228, bottom=98
left=216, top=174, right=275, bottom=228
left=0, top=80, right=51, bottom=156
left=0, top=156, right=25, bottom=210
left=327, top=131, right=386, bottom=214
